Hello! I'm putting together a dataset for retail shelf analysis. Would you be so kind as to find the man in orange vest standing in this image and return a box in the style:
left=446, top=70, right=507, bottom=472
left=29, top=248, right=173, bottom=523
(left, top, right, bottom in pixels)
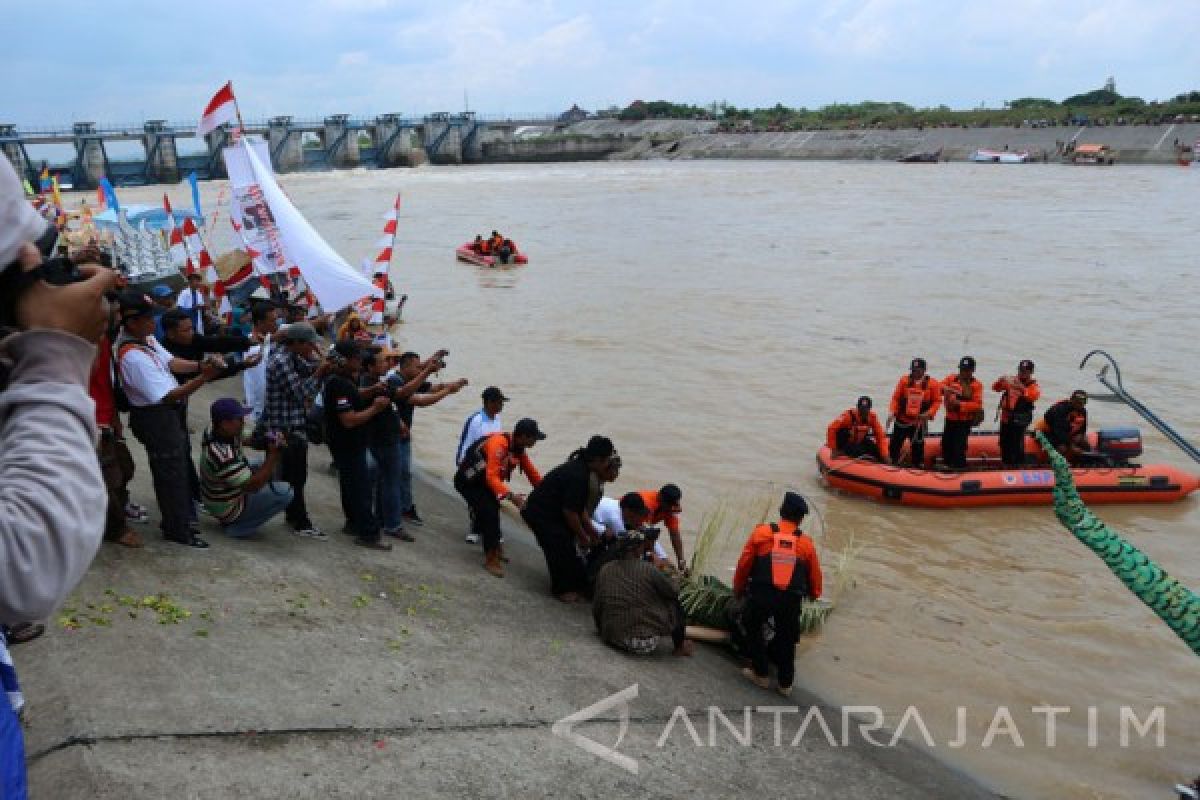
left=992, top=359, right=1041, bottom=467
left=887, top=357, right=940, bottom=466
left=732, top=492, right=822, bottom=697
left=827, top=396, right=889, bottom=463
left=940, top=356, right=985, bottom=470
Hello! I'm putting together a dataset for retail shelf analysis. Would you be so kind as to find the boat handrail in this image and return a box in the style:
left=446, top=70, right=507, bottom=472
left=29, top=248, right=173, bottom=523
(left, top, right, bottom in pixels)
left=1079, top=350, right=1200, bottom=464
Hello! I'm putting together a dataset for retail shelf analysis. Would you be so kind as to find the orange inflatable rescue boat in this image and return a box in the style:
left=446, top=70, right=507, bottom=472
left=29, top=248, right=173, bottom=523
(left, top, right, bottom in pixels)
left=817, top=428, right=1199, bottom=508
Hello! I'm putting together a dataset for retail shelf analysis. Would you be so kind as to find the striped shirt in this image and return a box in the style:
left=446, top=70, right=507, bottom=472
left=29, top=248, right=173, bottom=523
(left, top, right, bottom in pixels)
left=199, top=432, right=252, bottom=523
left=456, top=409, right=502, bottom=466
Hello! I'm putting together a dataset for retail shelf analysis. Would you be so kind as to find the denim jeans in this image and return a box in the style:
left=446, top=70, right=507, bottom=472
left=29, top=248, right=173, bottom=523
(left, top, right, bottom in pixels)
left=329, top=443, right=379, bottom=542
left=396, top=437, right=413, bottom=511
left=223, top=482, right=295, bottom=538
left=371, top=440, right=404, bottom=530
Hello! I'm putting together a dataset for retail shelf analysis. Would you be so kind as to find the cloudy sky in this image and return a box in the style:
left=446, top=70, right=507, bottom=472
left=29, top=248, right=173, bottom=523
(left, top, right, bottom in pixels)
left=2, top=0, right=1194, bottom=125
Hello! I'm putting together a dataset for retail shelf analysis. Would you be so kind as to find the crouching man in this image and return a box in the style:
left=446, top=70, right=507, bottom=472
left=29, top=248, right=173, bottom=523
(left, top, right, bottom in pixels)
left=592, top=530, right=693, bottom=657
left=199, top=397, right=293, bottom=538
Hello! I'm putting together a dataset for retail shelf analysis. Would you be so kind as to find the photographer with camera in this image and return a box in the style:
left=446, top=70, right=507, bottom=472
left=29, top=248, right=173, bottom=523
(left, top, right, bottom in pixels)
left=323, top=341, right=395, bottom=550
left=0, top=155, right=120, bottom=797
left=388, top=350, right=465, bottom=527
left=199, top=398, right=292, bottom=539
left=260, top=322, right=333, bottom=539
left=116, top=290, right=222, bottom=549
left=364, top=348, right=450, bottom=540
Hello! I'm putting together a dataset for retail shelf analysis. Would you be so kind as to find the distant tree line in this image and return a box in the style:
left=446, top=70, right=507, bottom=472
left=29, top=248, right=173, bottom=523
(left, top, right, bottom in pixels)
left=605, top=82, right=1200, bottom=131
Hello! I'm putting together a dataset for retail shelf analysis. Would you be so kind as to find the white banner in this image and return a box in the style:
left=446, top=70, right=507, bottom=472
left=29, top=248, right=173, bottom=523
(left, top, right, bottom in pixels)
left=222, top=138, right=285, bottom=275
left=235, top=139, right=379, bottom=313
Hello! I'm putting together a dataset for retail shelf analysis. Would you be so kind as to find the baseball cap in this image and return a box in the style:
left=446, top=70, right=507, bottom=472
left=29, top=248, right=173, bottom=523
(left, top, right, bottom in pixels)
left=117, top=289, right=155, bottom=320
left=1019, top=359, right=1035, bottom=371
left=482, top=386, right=509, bottom=403
left=780, top=491, right=809, bottom=519
left=211, top=397, right=253, bottom=422
left=958, top=356, right=976, bottom=371
left=1070, top=389, right=1088, bottom=403
left=910, top=357, right=927, bottom=370
left=279, top=322, right=318, bottom=343
left=514, top=418, right=546, bottom=440
left=150, top=284, right=174, bottom=299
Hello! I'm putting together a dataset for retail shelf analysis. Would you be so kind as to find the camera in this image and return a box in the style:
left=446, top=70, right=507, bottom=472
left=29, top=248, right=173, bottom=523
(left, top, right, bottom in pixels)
left=638, top=526, right=662, bottom=542
left=34, top=256, right=87, bottom=286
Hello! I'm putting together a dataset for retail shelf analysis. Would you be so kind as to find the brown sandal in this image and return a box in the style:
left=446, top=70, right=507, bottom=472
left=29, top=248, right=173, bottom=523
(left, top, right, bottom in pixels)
left=116, top=529, right=144, bottom=548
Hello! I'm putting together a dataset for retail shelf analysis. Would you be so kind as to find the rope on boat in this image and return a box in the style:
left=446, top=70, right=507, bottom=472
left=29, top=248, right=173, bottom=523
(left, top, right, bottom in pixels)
left=1037, top=431, right=1200, bottom=656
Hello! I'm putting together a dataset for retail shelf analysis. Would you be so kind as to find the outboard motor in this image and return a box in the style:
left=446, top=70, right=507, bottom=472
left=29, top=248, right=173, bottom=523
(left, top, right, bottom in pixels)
left=1097, top=427, right=1142, bottom=464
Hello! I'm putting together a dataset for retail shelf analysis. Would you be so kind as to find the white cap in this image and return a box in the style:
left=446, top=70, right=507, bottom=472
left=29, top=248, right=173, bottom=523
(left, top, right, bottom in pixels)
left=0, top=157, right=50, bottom=270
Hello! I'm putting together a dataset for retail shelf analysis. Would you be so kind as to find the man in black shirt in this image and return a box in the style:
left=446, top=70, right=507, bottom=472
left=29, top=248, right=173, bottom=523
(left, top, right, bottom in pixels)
left=364, top=349, right=449, bottom=540
left=322, top=341, right=393, bottom=550
left=389, top=350, right=466, bottom=526
left=522, top=435, right=617, bottom=603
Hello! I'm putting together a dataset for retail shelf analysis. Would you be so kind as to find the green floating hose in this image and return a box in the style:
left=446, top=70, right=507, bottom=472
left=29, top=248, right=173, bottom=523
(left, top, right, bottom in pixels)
left=1035, top=431, right=1200, bottom=656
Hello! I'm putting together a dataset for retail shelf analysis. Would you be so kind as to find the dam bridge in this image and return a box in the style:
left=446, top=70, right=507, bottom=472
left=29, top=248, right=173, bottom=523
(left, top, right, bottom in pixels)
left=0, top=112, right=557, bottom=188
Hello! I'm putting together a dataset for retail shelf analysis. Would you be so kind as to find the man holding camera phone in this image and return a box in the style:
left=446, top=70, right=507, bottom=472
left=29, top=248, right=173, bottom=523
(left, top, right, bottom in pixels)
left=116, top=290, right=222, bottom=549
left=199, top=398, right=293, bottom=538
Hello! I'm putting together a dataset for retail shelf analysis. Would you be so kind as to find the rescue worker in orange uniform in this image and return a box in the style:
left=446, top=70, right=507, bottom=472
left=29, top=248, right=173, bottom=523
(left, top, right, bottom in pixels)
left=471, top=234, right=485, bottom=254
left=1039, top=390, right=1090, bottom=462
left=887, top=357, right=940, bottom=466
left=453, top=418, right=545, bottom=577
left=732, top=491, right=822, bottom=697
left=940, top=356, right=985, bottom=470
left=827, top=396, right=889, bottom=463
left=637, top=484, right=687, bottom=571
left=992, top=359, right=1041, bottom=467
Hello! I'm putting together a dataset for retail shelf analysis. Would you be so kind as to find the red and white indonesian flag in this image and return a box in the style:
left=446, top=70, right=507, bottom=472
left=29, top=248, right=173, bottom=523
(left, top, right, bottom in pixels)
left=197, top=82, right=238, bottom=137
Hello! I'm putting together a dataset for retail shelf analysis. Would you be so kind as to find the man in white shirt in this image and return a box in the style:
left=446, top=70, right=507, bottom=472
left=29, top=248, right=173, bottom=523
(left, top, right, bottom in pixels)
left=242, top=303, right=279, bottom=423
left=457, top=386, right=507, bottom=544
left=117, top=291, right=220, bottom=548
left=592, top=493, right=670, bottom=563
left=175, top=273, right=209, bottom=335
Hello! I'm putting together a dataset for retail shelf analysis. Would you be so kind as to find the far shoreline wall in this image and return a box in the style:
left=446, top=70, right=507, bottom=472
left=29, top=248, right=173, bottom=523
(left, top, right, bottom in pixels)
left=482, top=120, right=1200, bottom=165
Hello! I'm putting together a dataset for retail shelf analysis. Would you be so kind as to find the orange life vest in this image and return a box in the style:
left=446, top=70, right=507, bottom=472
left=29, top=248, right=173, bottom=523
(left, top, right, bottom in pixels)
left=903, top=376, right=929, bottom=419
left=841, top=410, right=872, bottom=444
left=750, top=523, right=810, bottom=595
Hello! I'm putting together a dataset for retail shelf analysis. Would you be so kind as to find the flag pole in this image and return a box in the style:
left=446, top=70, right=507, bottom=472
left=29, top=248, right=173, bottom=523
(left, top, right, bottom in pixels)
left=230, top=81, right=247, bottom=134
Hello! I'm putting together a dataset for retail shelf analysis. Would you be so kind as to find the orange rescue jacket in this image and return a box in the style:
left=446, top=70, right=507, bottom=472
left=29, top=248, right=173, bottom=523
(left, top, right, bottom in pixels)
left=460, top=432, right=542, bottom=500
left=733, top=520, right=822, bottom=599
left=826, top=408, right=887, bottom=451
left=941, top=375, right=985, bottom=422
left=991, top=376, right=1041, bottom=424
left=889, top=374, right=941, bottom=425
left=637, top=490, right=681, bottom=536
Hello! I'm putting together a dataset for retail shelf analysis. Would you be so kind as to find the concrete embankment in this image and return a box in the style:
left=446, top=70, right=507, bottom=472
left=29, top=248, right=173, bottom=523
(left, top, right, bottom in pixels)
left=492, top=119, right=1200, bottom=165
left=15, top=382, right=998, bottom=799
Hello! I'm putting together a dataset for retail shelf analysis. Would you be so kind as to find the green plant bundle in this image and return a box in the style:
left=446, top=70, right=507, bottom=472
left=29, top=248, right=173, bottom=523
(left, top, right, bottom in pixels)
left=1036, top=432, right=1200, bottom=656
left=680, top=492, right=857, bottom=635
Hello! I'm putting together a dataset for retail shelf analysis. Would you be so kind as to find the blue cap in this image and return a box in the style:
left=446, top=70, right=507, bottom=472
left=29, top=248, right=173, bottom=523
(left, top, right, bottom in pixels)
left=150, top=284, right=174, bottom=298
left=211, top=397, right=253, bottom=422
